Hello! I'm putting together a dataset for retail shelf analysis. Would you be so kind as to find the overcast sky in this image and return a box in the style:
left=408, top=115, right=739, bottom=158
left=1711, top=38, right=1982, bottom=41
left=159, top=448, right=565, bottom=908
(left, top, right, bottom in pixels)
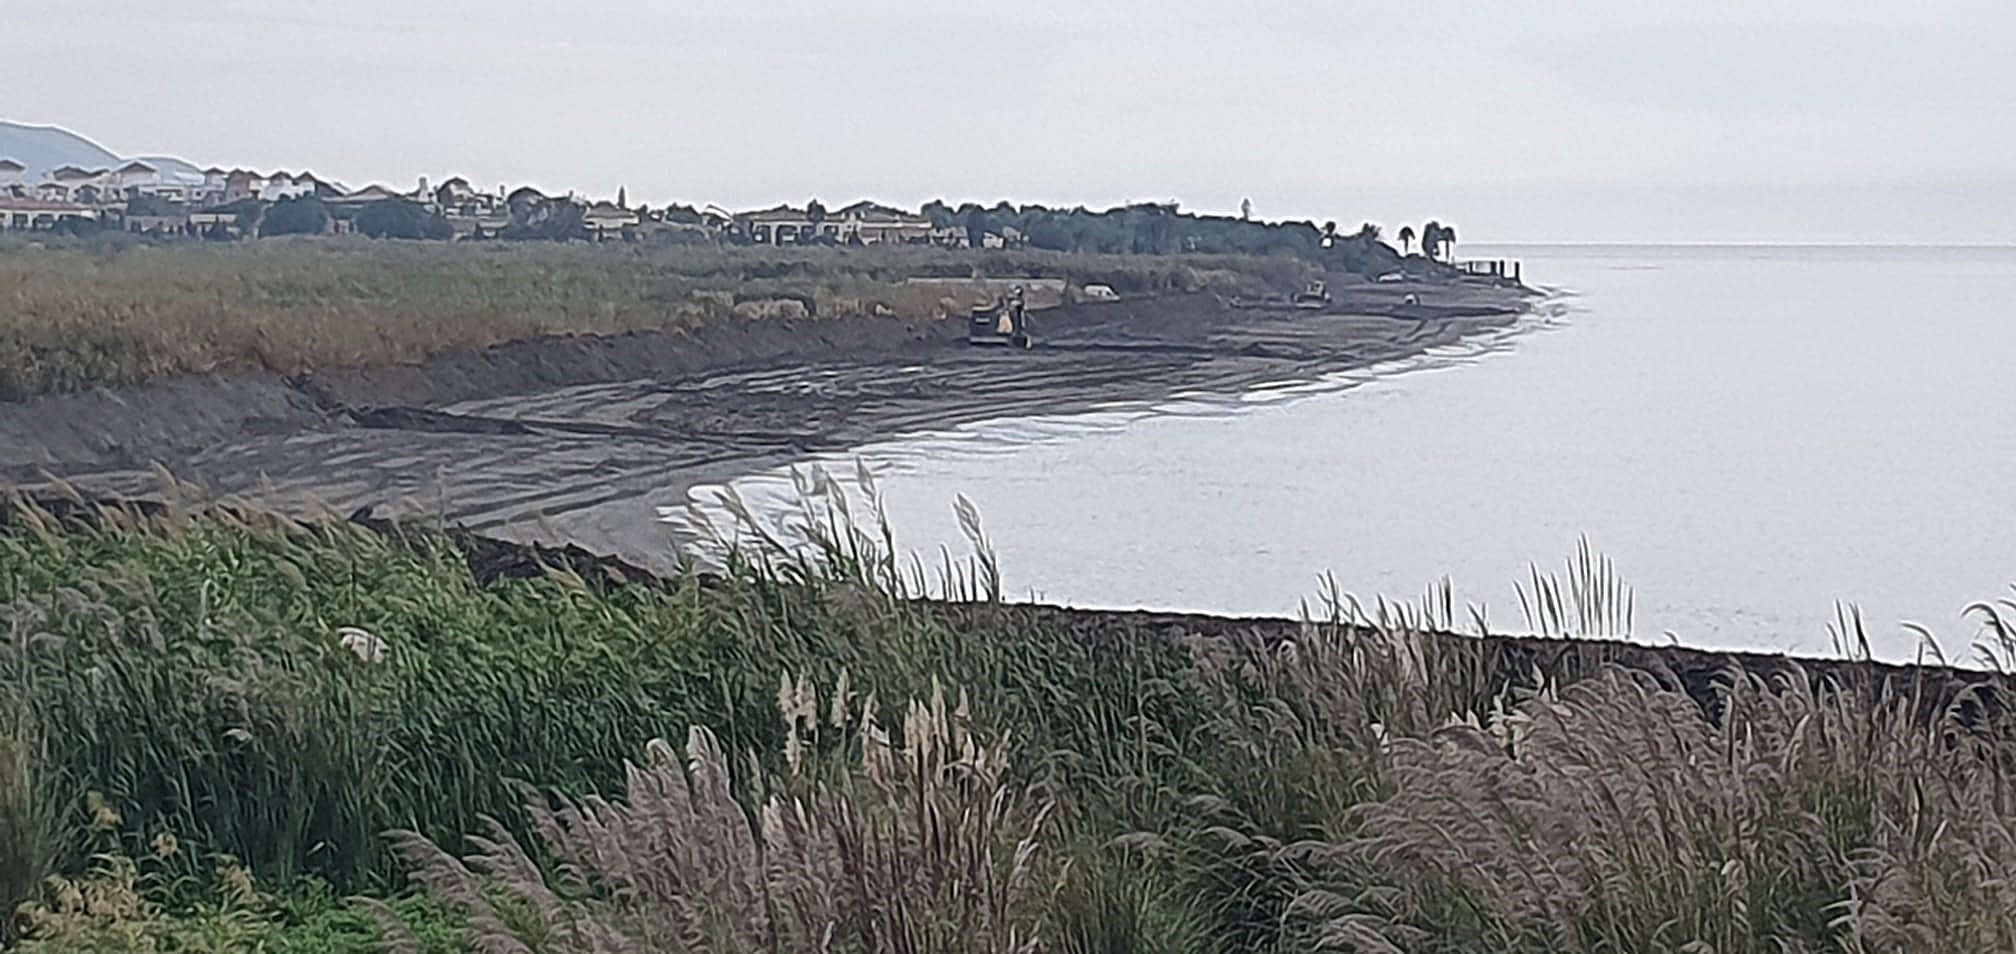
left=5, top=1, right=2012, bottom=242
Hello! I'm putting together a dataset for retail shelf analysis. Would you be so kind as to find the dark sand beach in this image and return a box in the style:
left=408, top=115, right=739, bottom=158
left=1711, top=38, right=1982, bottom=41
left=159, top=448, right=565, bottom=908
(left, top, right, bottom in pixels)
left=2, top=277, right=1532, bottom=570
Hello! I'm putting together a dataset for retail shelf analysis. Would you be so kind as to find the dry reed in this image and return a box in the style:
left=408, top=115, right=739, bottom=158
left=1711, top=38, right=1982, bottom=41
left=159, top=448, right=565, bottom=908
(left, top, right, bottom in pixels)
left=1296, top=664, right=2016, bottom=952
left=0, top=240, right=1307, bottom=398
left=385, top=678, right=1053, bottom=953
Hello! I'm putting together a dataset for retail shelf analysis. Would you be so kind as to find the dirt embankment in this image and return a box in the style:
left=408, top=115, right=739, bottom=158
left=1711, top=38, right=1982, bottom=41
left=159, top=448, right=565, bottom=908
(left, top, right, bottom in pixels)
left=0, top=312, right=952, bottom=477
left=2, top=277, right=1535, bottom=571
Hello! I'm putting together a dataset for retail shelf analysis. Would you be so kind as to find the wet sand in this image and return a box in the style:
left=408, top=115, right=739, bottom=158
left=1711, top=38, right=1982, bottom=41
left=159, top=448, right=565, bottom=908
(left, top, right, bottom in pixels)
left=2, top=279, right=1532, bottom=572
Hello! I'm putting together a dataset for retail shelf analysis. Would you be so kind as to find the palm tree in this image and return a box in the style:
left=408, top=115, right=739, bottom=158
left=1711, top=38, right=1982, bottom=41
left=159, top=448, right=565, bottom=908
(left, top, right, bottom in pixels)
left=1440, top=224, right=1456, bottom=262
left=805, top=199, right=828, bottom=244
left=1420, top=220, right=1443, bottom=262
left=1398, top=225, right=1415, bottom=255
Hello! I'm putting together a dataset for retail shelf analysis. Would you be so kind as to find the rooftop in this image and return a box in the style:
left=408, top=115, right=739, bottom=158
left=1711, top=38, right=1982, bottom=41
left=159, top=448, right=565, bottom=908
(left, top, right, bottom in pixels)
left=334, top=184, right=405, bottom=201
left=740, top=204, right=810, bottom=222
left=837, top=200, right=919, bottom=221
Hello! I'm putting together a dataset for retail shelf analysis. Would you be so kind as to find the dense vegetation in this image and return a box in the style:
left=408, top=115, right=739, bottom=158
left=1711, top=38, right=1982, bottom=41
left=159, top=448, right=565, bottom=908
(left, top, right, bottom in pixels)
left=912, top=201, right=1405, bottom=269
left=5, top=494, right=2016, bottom=952
left=50, top=179, right=1423, bottom=275
left=0, top=240, right=1315, bottom=399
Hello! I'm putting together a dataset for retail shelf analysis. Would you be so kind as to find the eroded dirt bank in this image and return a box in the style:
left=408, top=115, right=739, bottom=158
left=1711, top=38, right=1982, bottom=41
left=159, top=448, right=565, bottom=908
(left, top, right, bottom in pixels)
left=2, top=278, right=1533, bottom=572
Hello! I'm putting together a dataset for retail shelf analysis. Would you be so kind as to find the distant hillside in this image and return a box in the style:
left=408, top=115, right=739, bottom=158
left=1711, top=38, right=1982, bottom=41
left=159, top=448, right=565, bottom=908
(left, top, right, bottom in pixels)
left=0, top=121, right=120, bottom=175
left=0, top=120, right=204, bottom=183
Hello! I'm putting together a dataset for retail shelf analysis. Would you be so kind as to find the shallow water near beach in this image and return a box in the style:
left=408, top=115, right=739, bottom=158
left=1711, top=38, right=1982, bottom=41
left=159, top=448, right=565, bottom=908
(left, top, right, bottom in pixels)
left=682, top=245, right=2016, bottom=662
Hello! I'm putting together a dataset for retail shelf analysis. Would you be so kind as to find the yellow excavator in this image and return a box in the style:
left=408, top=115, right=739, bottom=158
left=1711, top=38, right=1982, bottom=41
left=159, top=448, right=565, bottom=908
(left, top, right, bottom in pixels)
left=968, top=284, right=1033, bottom=348
left=1292, top=280, right=1331, bottom=309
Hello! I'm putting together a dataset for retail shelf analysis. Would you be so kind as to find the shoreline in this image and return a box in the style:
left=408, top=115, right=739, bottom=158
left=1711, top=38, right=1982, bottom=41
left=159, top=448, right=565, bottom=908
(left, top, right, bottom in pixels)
left=2, top=276, right=1535, bottom=572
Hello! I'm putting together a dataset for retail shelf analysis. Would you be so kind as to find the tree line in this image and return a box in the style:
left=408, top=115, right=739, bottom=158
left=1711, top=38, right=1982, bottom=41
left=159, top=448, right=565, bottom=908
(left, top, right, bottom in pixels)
left=909, top=201, right=1462, bottom=274
left=123, top=190, right=1466, bottom=277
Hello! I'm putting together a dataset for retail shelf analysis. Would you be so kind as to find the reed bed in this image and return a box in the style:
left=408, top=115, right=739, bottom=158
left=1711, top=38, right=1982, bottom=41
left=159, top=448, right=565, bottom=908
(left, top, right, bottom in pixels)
left=379, top=679, right=1050, bottom=954
left=0, top=240, right=1308, bottom=398
left=5, top=493, right=2016, bottom=952
left=1323, top=664, right=2016, bottom=952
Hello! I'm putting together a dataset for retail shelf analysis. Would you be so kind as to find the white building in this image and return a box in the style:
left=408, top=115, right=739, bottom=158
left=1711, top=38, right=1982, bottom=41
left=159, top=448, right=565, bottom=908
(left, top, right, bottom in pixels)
left=258, top=172, right=318, bottom=201
left=832, top=201, right=935, bottom=245
left=108, top=160, right=163, bottom=193
left=0, top=159, right=26, bottom=192
left=584, top=201, right=640, bottom=240
left=221, top=170, right=268, bottom=203
left=35, top=166, right=121, bottom=205
left=738, top=205, right=814, bottom=244
left=0, top=197, right=102, bottom=231
left=191, top=168, right=228, bottom=206
left=738, top=201, right=939, bottom=246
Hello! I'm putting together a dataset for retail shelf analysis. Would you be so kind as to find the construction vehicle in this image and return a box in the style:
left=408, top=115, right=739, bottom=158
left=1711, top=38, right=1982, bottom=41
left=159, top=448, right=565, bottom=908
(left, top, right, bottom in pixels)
left=1227, top=280, right=1333, bottom=312
left=1292, top=280, right=1331, bottom=309
left=968, top=285, right=1033, bottom=348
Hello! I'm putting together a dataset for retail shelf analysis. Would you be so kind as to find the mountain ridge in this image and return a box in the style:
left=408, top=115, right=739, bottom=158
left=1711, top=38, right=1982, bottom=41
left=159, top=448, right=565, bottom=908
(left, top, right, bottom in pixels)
left=1, top=120, right=205, bottom=183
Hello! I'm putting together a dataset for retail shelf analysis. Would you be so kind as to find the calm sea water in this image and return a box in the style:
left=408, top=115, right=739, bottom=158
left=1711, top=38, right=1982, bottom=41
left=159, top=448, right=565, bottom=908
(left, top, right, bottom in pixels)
left=681, top=245, right=2016, bottom=662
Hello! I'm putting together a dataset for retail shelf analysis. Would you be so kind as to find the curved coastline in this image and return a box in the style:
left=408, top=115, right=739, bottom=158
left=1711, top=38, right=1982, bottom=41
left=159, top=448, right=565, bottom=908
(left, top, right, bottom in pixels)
left=2, top=278, right=1538, bottom=572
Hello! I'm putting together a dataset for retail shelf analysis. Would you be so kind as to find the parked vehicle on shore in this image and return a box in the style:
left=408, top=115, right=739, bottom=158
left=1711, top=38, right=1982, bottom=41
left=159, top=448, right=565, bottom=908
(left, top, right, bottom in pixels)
left=1226, top=280, right=1332, bottom=311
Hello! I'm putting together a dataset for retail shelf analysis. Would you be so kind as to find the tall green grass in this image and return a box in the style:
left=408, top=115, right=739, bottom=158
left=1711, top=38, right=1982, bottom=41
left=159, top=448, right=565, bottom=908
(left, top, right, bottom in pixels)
left=0, top=497, right=1194, bottom=897
left=7, top=494, right=2016, bottom=952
